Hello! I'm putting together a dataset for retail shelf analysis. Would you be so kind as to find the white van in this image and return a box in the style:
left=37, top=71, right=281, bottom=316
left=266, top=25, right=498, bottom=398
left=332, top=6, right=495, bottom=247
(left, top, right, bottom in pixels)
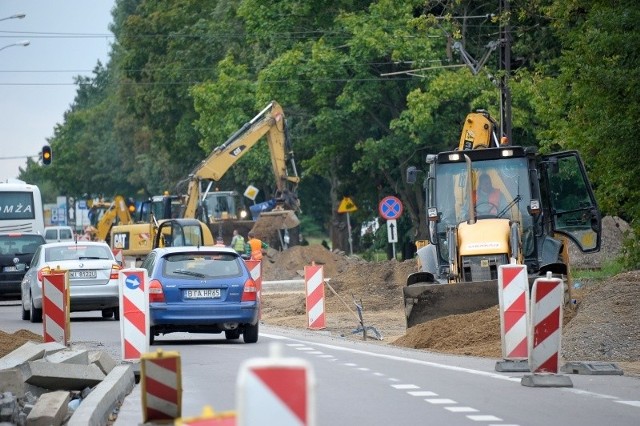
left=44, top=226, right=75, bottom=243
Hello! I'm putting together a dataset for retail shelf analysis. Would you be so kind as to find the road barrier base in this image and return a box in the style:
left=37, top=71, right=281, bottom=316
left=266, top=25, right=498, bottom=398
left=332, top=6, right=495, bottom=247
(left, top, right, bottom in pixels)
left=521, top=373, right=573, bottom=388
left=561, top=361, right=624, bottom=376
left=495, top=359, right=529, bottom=372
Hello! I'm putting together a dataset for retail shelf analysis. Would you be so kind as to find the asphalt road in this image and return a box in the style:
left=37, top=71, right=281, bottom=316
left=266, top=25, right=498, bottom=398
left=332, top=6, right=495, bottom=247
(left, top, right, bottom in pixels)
left=1, top=301, right=639, bottom=425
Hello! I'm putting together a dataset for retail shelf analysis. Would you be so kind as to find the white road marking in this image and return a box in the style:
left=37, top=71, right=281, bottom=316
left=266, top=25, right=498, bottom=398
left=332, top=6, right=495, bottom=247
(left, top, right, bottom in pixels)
left=425, top=398, right=457, bottom=404
left=445, top=406, right=478, bottom=413
left=615, top=400, right=640, bottom=408
left=408, top=391, right=438, bottom=397
left=467, top=415, right=502, bottom=421
left=392, top=384, right=419, bottom=390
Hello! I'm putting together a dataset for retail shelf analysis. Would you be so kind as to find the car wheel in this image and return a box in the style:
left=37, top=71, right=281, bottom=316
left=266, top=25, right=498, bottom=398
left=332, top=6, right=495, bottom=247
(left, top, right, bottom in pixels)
left=243, top=323, right=259, bottom=344
left=29, top=293, right=42, bottom=323
left=21, top=299, right=30, bottom=321
left=102, top=309, right=114, bottom=319
left=113, top=307, right=120, bottom=321
left=225, top=330, right=240, bottom=340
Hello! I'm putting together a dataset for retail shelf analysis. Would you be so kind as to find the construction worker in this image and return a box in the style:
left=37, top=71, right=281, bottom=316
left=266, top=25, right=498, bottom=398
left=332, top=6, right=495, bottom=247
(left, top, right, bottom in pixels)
left=230, top=229, right=245, bottom=253
left=246, top=231, right=268, bottom=260
left=473, top=174, right=505, bottom=215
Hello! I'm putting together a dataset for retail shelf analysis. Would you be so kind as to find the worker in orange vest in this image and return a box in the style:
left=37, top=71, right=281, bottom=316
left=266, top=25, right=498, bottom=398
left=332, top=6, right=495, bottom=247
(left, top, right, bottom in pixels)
left=246, top=231, right=269, bottom=260
left=473, top=174, right=505, bottom=215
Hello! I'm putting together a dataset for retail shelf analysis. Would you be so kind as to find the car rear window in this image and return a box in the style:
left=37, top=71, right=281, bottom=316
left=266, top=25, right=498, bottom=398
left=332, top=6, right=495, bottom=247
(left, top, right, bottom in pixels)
left=162, top=253, right=242, bottom=279
left=45, top=245, right=114, bottom=262
left=0, top=234, right=45, bottom=255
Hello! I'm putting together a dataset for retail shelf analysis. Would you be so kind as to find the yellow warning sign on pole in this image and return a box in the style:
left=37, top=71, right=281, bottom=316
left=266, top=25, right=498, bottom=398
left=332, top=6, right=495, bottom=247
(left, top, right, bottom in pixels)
left=337, top=197, right=357, bottom=213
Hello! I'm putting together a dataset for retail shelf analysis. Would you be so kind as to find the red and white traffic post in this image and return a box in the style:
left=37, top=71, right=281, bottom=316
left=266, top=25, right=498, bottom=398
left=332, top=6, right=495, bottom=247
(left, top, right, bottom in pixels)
left=41, top=269, right=70, bottom=345
left=522, top=272, right=572, bottom=387
left=305, top=263, right=325, bottom=330
left=140, top=348, right=182, bottom=423
left=237, top=342, right=315, bottom=426
left=118, top=268, right=150, bottom=361
left=495, top=264, right=530, bottom=372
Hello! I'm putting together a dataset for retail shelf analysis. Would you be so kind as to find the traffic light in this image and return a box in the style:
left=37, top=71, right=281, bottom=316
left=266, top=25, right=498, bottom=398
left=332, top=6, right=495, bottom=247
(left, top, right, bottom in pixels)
left=42, top=145, right=52, bottom=165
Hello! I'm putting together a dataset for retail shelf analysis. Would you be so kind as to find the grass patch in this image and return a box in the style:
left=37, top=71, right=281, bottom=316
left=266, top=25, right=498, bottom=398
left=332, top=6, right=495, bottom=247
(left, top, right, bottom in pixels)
left=572, top=258, right=626, bottom=280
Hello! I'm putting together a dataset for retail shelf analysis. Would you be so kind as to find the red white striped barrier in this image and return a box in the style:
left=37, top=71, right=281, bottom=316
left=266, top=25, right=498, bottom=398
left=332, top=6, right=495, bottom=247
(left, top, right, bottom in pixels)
left=42, top=270, right=70, bottom=345
left=498, top=264, right=529, bottom=359
left=118, top=268, right=149, bottom=361
left=237, top=343, right=315, bottom=426
left=528, top=274, right=564, bottom=373
left=112, top=248, right=123, bottom=265
left=522, top=273, right=572, bottom=387
left=245, top=260, right=262, bottom=318
left=141, top=349, right=182, bottom=422
left=305, top=264, right=325, bottom=330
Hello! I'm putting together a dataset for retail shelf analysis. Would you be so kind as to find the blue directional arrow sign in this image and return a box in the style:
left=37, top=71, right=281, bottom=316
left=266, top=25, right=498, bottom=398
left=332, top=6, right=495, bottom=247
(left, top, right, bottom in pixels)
left=378, top=196, right=403, bottom=220
left=125, top=273, right=141, bottom=290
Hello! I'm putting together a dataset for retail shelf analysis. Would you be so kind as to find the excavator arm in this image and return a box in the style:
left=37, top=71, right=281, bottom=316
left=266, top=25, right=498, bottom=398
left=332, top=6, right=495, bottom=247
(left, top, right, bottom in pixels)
left=184, top=101, right=300, bottom=218
left=94, top=195, right=134, bottom=242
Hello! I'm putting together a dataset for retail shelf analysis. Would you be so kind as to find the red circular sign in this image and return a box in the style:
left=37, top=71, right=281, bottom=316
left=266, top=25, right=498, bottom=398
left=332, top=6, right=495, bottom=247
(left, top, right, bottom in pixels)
left=378, top=196, right=403, bottom=220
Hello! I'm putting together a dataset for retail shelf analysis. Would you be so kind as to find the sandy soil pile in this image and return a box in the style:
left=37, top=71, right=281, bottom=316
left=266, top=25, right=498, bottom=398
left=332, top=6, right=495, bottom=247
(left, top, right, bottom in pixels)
left=0, top=329, right=43, bottom=358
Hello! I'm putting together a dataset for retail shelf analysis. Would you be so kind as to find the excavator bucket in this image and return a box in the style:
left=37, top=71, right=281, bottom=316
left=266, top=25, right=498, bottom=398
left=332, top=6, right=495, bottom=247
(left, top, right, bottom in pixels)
left=403, top=275, right=499, bottom=328
left=255, top=209, right=300, bottom=229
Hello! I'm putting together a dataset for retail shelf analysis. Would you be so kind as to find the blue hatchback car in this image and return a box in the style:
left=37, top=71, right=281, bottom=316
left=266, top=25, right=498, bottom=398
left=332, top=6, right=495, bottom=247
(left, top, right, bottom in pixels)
left=141, top=246, right=260, bottom=344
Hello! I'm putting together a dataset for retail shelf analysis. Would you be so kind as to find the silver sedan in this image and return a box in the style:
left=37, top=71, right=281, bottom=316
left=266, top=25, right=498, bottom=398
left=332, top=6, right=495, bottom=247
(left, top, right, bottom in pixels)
left=20, top=241, right=122, bottom=322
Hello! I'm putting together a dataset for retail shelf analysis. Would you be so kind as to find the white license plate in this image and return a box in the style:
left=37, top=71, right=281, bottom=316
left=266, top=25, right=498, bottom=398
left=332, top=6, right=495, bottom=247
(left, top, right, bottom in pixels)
left=70, top=270, right=98, bottom=279
left=3, top=266, right=18, bottom=272
left=184, top=289, right=221, bottom=299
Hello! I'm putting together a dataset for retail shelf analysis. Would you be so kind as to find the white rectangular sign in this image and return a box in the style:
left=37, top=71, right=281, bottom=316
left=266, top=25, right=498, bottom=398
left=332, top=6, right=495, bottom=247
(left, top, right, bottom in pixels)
left=386, top=219, right=398, bottom=243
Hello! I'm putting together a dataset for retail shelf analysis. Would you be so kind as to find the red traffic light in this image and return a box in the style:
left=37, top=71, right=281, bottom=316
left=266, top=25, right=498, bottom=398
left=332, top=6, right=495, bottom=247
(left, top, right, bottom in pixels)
left=42, top=145, right=52, bottom=165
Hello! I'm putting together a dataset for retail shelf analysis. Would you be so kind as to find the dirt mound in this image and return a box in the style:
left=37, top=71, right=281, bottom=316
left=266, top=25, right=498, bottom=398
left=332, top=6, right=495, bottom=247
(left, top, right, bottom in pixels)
left=392, top=306, right=502, bottom=357
left=562, top=270, right=640, bottom=361
left=0, top=329, right=43, bottom=358
left=262, top=245, right=351, bottom=281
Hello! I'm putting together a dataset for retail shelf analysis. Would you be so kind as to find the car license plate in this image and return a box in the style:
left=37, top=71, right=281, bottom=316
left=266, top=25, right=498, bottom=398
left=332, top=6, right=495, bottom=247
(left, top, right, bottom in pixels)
left=184, top=289, right=221, bottom=299
left=70, top=270, right=98, bottom=279
left=3, top=266, right=18, bottom=272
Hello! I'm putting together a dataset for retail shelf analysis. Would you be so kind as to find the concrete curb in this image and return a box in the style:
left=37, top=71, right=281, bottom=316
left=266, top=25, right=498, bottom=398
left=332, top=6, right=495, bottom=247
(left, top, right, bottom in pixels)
left=67, top=364, right=135, bottom=426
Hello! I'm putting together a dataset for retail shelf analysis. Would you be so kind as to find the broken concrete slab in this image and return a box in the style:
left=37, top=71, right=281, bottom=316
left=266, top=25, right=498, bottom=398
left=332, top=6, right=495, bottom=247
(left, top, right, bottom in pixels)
left=88, top=350, right=117, bottom=375
left=26, top=390, right=70, bottom=426
left=0, top=341, right=68, bottom=371
left=0, top=369, right=26, bottom=396
left=68, top=364, right=135, bottom=426
left=45, top=349, right=89, bottom=366
left=20, top=361, right=105, bottom=390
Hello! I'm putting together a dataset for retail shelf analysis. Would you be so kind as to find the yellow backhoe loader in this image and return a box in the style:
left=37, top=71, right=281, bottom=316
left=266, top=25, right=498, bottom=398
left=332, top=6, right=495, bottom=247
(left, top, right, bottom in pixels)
left=404, top=110, right=602, bottom=328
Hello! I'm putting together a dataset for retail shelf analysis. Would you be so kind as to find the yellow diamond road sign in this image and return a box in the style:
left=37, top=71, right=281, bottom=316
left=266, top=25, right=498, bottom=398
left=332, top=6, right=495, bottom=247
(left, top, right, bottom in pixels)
left=338, top=197, right=357, bottom=213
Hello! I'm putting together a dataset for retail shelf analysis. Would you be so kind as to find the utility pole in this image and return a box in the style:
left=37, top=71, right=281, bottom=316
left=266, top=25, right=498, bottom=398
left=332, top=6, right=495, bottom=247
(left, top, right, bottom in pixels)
left=499, top=0, right=512, bottom=143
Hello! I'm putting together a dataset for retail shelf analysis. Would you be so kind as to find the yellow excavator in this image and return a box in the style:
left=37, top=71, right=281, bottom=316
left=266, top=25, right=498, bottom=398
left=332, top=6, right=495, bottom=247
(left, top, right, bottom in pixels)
left=182, top=100, right=301, bottom=248
left=403, top=110, right=602, bottom=328
left=110, top=101, right=300, bottom=262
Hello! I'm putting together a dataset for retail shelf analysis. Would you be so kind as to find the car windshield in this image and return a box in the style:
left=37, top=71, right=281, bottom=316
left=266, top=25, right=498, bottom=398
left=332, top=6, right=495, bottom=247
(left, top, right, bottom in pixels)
left=0, top=235, right=44, bottom=255
left=45, top=245, right=113, bottom=262
left=163, top=252, right=242, bottom=279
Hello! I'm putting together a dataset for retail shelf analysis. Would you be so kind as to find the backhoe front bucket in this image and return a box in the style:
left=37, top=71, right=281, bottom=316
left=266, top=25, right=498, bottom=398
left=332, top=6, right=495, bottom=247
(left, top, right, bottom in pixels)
left=403, top=278, right=499, bottom=328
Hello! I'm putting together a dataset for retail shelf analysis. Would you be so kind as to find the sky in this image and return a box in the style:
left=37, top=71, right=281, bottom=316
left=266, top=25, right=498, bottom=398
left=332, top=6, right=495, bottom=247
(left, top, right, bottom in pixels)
left=0, top=0, right=115, bottom=182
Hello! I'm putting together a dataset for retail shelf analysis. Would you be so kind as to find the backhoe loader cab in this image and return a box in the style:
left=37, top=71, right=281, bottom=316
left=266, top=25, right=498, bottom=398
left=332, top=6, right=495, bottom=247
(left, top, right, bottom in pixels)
left=405, top=144, right=601, bottom=328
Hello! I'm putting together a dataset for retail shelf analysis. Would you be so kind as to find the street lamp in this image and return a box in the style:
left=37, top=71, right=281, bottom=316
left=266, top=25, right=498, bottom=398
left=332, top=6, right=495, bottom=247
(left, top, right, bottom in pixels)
left=0, top=13, right=26, bottom=22
left=0, top=40, right=30, bottom=52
